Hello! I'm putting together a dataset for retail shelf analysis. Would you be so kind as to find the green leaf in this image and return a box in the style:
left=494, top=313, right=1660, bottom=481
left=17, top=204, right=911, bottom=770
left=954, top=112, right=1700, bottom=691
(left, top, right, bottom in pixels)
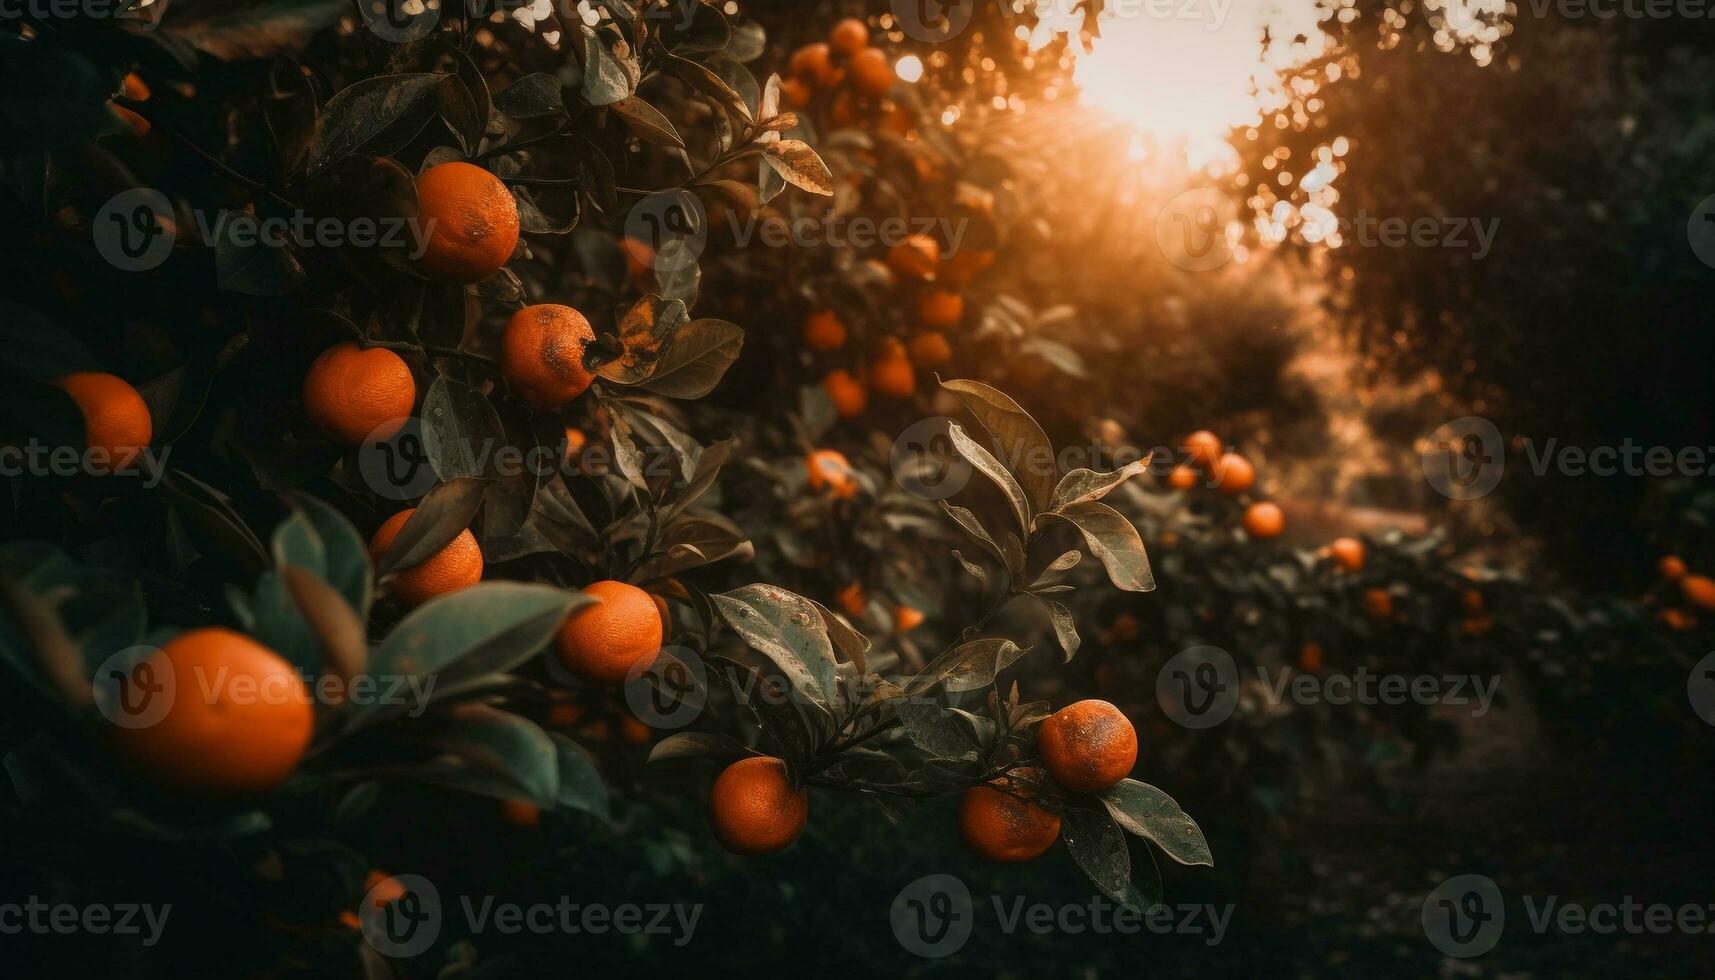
left=158, top=0, right=345, bottom=60
left=610, top=96, right=684, bottom=147
left=1062, top=805, right=1133, bottom=907
left=1043, top=597, right=1080, bottom=662
left=1099, top=779, right=1214, bottom=867
left=894, top=698, right=978, bottom=761
left=410, top=704, right=560, bottom=806
left=581, top=29, right=634, bottom=106
left=906, top=637, right=1023, bottom=696
left=1050, top=460, right=1150, bottom=513
left=0, top=38, right=120, bottom=152
left=421, top=376, right=505, bottom=482
left=492, top=72, right=566, bottom=118
left=648, top=732, right=754, bottom=765
left=664, top=53, right=753, bottom=126
left=1047, top=500, right=1154, bottom=593
left=761, top=139, right=834, bottom=196
left=943, top=379, right=1058, bottom=516
left=308, top=73, right=442, bottom=176
left=282, top=495, right=373, bottom=618
left=373, top=477, right=485, bottom=578
left=712, top=585, right=837, bottom=708
left=551, top=733, right=609, bottom=819
left=946, top=422, right=1030, bottom=535
left=637, top=318, right=744, bottom=399
left=161, top=469, right=269, bottom=575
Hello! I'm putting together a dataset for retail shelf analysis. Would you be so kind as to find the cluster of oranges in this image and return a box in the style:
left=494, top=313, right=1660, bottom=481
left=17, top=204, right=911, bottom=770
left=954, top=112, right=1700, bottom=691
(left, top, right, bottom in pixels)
left=1654, top=555, right=1715, bottom=631
left=806, top=233, right=970, bottom=420
left=959, top=700, right=1138, bottom=862
left=1165, top=430, right=1283, bottom=541
left=782, top=18, right=900, bottom=121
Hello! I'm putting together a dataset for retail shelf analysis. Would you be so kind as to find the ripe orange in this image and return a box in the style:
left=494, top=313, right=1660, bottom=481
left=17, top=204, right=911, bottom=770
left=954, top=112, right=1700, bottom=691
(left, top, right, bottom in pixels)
left=959, top=781, right=1060, bottom=863
left=822, top=369, right=868, bottom=418
left=369, top=509, right=485, bottom=607
left=364, top=871, right=407, bottom=910
left=789, top=42, right=840, bottom=89
left=806, top=449, right=858, bottom=499
left=1461, top=588, right=1486, bottom=615
left=1681, top=574, right=1715, bottom=611
left=111, top=73, right=150, bottom=136
left=849, top=47, right=894, bottom=98
left=556, top=580, right=663, bottom=683
left=942, top=247, right=996, bottom=286
left=781, top=76, right=812, bottom=109
left=1242, top=502, right=1284, bottom=540
left=829, top=89, right=858, bottom=127
left=908, top=332, right=953, bottom=368
left=829, top=17, right=869, bottom=55
left=1660, top=608, right=1697, bottom=631
left=1329, top=536, right=1365, bottom=572
left=415, top=161, right=519, bottom=282
left=1363, top=587, right=1394, bottom=623
left=57, top=372, right=152, bottom=474
left=1038, top=699, right=1137, bottom=793
left=1659, top=555, right=1688, bottom=580
left=303, top=343, right=416, bottom=445
left=1167, top=464, right=1199, bottom=491
left=802, top=310, right=848, bottom=351
left=1213, top=452, right=1255, bottom=495
left=894, top=605, right=924, bottom=633
left=564, top=426, right=587, bottom=469
left=1298, top=641, right=1325, bottom=674
left=500, top=304, right=596, bottom=411
left=1110, top=613, right=1140, bottom=642
left=1184, top=430, right=1222, bottom=469
left=709, top=756, right=808, bottom=855
left=887, top=234, right=940, bottom=280
left=1461, top=615, right=1494, bottom=637
left=917, top=289, right=964, bottom=329
left=620, top=236, right=655, bottom=290
left=870, top=340, right=915, bottom=399
left=110, top=628, right=313, bottom=795
left=500, top=798, right=540, bottom=827
left=836, top=581, right=867, bottom=618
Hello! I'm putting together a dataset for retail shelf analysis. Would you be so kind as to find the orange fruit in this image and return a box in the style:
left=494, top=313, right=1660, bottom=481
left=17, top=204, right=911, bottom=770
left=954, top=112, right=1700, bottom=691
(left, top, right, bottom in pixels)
left=1242, top=502, right=1284, bottom=540
left=364, top=871, right=407, bottom=910
left=789, top=42, right=840, bottom=89
left=959, top=780, right=1060, bottom=863
left=1184, top=430, right=1222, bottom=469
left=781, top=76, right=812, bottom=109
left=1298, top=641, right=1324, bottom=674
left=500, top=798, right=540, bottom=827
left=917, top=289, right=964, bottom=329
left=849, top=47, right=894, bottom=98
left=1659, top=555, right=1688, bottom=580
left=829, top=90, right=858, bottom=127
left=1329, top=536, right=1364, bottom=572
left=620, top=236, right=655, bottom=290
left=870, top=341, right=915, bottom=399
left=829, top=17, right=869, bottom=55
left=709, top=756, right=808, bottom=855
left=1363, top=587, right=1394, bottom=623
left=1167, top=464, right=1199, bottom=491
left=564, top=426, right=587, bottom=468
left=805, top=449, right=858, bottom=499
left=1110, top=613, right=1140, bottom=642
left=110, top=628, right=313, bottom=795
left=620, top=714, right=654, bottom=745
left=894, top=605, right=924, bottom=633
left=1461, top=588, right=1486, bottom=615
left=415, top=161, right=519, bottom=282
left=1213, top=452, right=1256, bottom=495
left=836, top=581, right=867, bottom=618
left=1681, top=574, right=1715, bottom=611
left=369, top=509, right=485, bottom=607
left=822, top=369, right=868, bottom=418
left=1660, top=608, right=1697, bottom=631
left=802, top=310, right=848, bottom=351
left=888, top=234, right=940, bottom=280
left=1460, top=615, right=1494, bottom=637
left=556, top=580, right=663, bottom=683
left=1038, top=699, right=1137, bottom=793
left=908, top=331, right=953, bottom=368
left=942, top=247, right=996, bottom=286
left=57, top=372, right=152, bottom=474
left=500, top=304, right=596, bottom=411
left=303, top=343, right=416, bottom=446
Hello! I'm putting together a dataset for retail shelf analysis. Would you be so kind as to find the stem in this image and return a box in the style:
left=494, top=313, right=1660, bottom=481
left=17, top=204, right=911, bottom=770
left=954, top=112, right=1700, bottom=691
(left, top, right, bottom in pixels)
left=365, top=339, right=497, bottom=369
